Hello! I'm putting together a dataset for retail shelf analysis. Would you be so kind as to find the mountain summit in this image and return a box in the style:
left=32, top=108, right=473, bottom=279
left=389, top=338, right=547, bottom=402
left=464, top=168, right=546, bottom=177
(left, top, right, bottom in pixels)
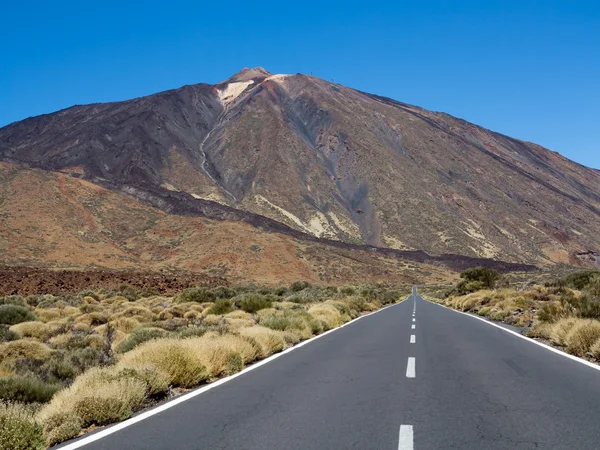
left=1, top=69, right=599, bottom=265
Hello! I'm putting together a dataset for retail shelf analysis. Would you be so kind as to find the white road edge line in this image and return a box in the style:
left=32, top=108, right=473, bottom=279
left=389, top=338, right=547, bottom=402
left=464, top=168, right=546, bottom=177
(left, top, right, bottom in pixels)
left=398, top=424, right=414, bottom=450
left=411, top=324, right=415, bottom=329
left=58, top=300, right=406, bottom=449
left=410, top=334, right=416, bottom=344
left=406, top=357, right=416, bottom=378
left=424, top=298, right=600, bottom=373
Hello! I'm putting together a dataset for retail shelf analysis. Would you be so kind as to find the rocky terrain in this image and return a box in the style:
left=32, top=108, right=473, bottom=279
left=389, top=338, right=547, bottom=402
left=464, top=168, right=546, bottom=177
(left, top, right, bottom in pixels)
left=1, top=67, right=597, bottom=271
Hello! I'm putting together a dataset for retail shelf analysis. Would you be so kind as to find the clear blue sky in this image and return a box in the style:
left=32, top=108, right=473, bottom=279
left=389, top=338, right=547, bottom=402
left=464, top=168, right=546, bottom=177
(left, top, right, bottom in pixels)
left=2, top=1, right=599, bottom=168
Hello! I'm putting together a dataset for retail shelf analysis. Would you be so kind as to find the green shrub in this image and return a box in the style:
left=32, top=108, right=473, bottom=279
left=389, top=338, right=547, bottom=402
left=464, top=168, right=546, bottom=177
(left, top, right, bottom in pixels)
left=212, top=286, right=236, bottom=299
left=274, top=287, right=287, bottom=296
left=290, top=281, right=310, bottom=292
left=0, top=376, right=61, bottom=403
left=116, top=327, right=169, bottom=353
left=235, top=294, right=272, bottom=313
left=13, top=353, right=77, bottom=384
left=0, top=325, right=20, bottom=342
left=538, top=303, right=564, bottom=323
left=177, top=326, right=208, bottom=339
left=460, top=267, right=500, bottom=289
left=564, top=270, right=600, bottom=290
left=340, top=286, right=356, bottom=295
left=0, top=305, right=36, bottom=325
left=259, top=315, right=292, bottom=332
left=0, top=401, right=46, bottom=450
left=0, top=296, right=26, bottom=307
left=176, top=287, right=216, bottom=303
left=78, top=290, right=100, bottom=301
left=206, top=299, right=234, bottom=315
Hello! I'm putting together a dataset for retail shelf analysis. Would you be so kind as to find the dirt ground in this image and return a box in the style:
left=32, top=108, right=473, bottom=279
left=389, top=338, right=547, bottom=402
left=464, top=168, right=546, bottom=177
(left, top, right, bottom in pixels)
left=0, top=265, right=226, bottom=296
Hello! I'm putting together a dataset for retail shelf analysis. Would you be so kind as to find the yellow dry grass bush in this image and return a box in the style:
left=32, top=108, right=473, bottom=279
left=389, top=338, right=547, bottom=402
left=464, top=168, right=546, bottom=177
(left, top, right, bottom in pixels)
left=183, top=310, right=200, bottom=321
left=256, top=308, right=278, bottom=320
left=547, top=318, right=579, bottom=346
left=82, top=296, right=98, bottom=304
left=565, top=320, right=600, bottom=356
left=9, top=321, right=51, bottom=341
left=75, top=312, right=109, bottom=327
left=113, top=306, right=155, bottom=323
left=0, top=340, right=52, bottom=365
left=225, top=318, right=255, bottom=329
left=590, top=338, right=600, bottom=358
left=528, top=322, right=554, bottom=339
left=71, top=322, right=91, bottom=332
left=101, top=295, right=129, bottom=306
left=203, top=314, right=222, bottom=326
left=225, top=310, right=253, bottom=320
left=112, top=317, right=140, bottom=333
left=35, top=308, right=63, bottom=323
left=280, top=330, right=301, bottom=344
left=117, top=339, right=209, bottom=388
left=38, top=367, right=148, bottom=435
left=193, top=334, right=260, bottom=377
left=274, top=302, right=300, bottom=310
left=238, top=326, right=286, bottom=357
left=308, top=304, right=342, bottom=330
left=188, top=304, right=206, bottom=313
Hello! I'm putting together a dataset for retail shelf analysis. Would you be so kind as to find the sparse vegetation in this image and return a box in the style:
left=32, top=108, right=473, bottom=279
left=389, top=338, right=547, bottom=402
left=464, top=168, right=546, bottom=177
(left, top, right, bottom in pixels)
left=0, top=281, right=401, bottom=447
left=433, top=268, right=600, bottom=359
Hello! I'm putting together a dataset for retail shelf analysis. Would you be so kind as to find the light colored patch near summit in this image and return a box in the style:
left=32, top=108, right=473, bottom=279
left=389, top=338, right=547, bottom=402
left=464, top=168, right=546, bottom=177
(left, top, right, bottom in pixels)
left=218, top=81, right=255, bottom=105
left=265, top=74, right=290, bottom=83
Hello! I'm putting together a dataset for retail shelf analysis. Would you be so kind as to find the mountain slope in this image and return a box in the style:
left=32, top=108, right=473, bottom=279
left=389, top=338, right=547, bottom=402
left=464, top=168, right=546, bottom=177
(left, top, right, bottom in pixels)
left=2, top=68, right=598, bottom=265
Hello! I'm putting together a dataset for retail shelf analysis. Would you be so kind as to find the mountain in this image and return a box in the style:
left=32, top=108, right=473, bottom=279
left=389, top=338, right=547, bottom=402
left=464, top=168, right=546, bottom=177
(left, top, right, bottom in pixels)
left=1, top=67, right=598, bottom=266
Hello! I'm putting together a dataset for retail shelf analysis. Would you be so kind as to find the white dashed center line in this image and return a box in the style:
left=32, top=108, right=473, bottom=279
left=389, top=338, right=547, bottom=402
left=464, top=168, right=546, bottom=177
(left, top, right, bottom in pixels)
left=398, top=425, right=414, bottom=449
left=411, top=324, right=415, bottom=329
left=410, top=335, right=415, bottom=344
left=406, top=357, right=416, bottom=378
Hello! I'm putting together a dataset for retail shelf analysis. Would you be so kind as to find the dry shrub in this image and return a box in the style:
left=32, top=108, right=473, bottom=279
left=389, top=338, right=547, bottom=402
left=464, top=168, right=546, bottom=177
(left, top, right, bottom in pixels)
left=308, top=304, right=342, bottom=331
left=0, top=340, right=52, bottom=365
left=76, top=312, right=109, bottom=327
left=225, top=318, right=255, bottom=329
left=193, top=334, right=260, bottom=377
left=101, top=296, right=129, bottom=306
left=40, top=410, right=81, bottom=446
left=183, top=310, right=200, bottom=321
left=113, top=306, right=155, bottom=323
left=112, top=317, right=140, bottom=333
left=117, top=339, right=209, bottom=388
left=548, top=318, right=578, bottom=346
left=0, top=401, right=46, bottom=450
left=225, top=310, right=253, bottom=320
left=71, top=322, right=90, bottom=332
left=527, top=322, right=553, bottom=339
left=39, top=367, right=148, bottom=432
left=590, top=338, right=600, bottom=358
left=565, top=320, right=600, bottom=356
left=35, top=308, right=63, bottom=323
left=9, top=322, right=51, bottom=341
left=203, top=314, right=222, bottom=326
left=237, top=326, right=286, bottom=357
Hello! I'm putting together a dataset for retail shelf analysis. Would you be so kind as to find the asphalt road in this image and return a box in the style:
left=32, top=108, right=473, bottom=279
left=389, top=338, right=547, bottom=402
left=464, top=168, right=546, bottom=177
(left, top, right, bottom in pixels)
left=59, top=288, right=600, bottom=449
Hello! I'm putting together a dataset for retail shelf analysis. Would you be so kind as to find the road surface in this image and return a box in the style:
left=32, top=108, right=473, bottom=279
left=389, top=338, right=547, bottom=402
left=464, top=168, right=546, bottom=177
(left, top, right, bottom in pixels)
left=58, top=288, right=600, bottom=449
